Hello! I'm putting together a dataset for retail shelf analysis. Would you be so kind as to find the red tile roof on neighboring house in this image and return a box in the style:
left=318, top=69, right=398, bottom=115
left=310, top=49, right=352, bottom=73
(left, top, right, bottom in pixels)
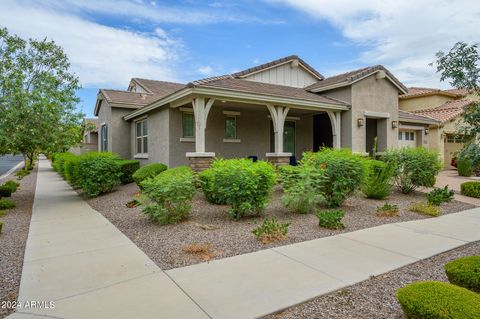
left=411, top=99, right=473, bottom=123
left=400, top=87, right=467, bottom=99
left=398, top=110, right=439, bottom=125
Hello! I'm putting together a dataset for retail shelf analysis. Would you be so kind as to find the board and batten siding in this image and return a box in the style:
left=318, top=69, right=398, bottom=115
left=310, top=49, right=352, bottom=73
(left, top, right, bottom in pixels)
left=242, top=62, right=318, bottom=88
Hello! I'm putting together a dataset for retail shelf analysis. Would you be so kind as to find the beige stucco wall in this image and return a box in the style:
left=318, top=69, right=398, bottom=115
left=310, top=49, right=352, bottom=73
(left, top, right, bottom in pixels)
left=96, top=102, right=133, bottom=159
left=243, top=62, right=319, bottom=88
left=399, top=95, right=453, bottom=111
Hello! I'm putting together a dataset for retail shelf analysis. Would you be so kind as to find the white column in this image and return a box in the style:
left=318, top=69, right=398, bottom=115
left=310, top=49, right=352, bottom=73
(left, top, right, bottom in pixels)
left=327, top=111, right=342, bottom=149
left=187, top=97, right=215, bottom=156
left=266, top=104, right=291, bottom=155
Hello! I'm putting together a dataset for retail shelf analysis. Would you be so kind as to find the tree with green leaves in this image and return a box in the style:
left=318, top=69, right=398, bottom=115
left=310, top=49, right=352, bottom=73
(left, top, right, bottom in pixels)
left=0, top=27, right=83, bottom=168
left=434, top=42, right=480, bottom=143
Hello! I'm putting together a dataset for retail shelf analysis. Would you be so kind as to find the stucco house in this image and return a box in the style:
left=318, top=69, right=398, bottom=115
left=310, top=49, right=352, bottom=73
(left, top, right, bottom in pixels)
left=399, top=87, right=478, bottom=168
left=70, top=118, right=99, bottom=155
left=93, top=55, right=435, bottom=169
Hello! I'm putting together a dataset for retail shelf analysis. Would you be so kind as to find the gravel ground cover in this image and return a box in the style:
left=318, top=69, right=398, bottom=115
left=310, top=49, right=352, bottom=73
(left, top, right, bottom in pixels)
left=86, top=183, right=474, bottom=270
left=0, top=167, right=37, bottom=319
left=264, top=241, right=480, bottom=319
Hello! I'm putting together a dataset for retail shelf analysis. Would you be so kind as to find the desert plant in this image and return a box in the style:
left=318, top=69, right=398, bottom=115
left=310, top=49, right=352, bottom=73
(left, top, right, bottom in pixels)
left=0, top=185, right=12, bottom=197
left=361, top=160, right=394, bottom=199
left=15, top=169, right=29, bottom=180
left=457, top=158, right=473, bottom=177
left=252, top=217, right=289, bottom=244
left=117, top=160, right=140, bottom=184
left=199, top=159, right=276, bottom=219
left=316, top=209, right=345, bottom=229
left=461, top=181, right=480, bottom=198
left=132, top=163, right=168, bottom=189
left=0, top=198, right=16, bottom=209
left=410, top=201, right=440, bottom=217
left=381, top=147, right=442, bottom=194
left=182, top=243, right=215, bottom=261
left=396, top=281, right=480, bottom=319
left=282, top=165, right=325, bottom=214
left=445, top=256, right=480, bottom=292
left=301, top=148, right=367, bottom=207
left=76, top=152, right=122, bottom=197
left=3, top=181, right=19, bottom=193
left=141, top=166, right=196, bottom=224
left=427, top=186, right=454, bottom=205
left=376, top=203, right=399, bottom=217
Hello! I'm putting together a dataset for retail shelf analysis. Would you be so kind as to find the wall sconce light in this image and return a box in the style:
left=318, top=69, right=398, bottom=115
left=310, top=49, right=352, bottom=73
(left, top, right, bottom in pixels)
left=391, top=121, right=398, bottom=129
left=425, top=128, right=429, bottom=135
left=357, top=118, right=365, bottom=127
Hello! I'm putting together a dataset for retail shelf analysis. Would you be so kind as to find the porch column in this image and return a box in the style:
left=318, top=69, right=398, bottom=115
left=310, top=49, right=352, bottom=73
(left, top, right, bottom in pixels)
left=266, top=104, right=291, bottom=166
left=186, top=97, right=215, bottom=171
left=327, top=111, right=342, bottom=149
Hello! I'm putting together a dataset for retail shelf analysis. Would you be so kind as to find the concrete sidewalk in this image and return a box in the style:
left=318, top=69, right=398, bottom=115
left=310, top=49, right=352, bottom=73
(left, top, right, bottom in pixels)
left=9, top=159, right=480, bottom=319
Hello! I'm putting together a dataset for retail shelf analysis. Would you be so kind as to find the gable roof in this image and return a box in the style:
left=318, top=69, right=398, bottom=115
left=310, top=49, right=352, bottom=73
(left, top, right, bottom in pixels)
left=131, top=78, right=185, bottom=95
left=398, top=110, right=439, bottom=125
left=411, top=99, right=473, bottom=124
left=306, top=65, right=407, bottom=94
left=231, top=55, right=324, bottom=80
left=400, top=87, right=467, bottom=99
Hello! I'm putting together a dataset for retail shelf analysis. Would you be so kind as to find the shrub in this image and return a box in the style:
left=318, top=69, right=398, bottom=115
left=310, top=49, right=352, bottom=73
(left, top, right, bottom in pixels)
left=0, top=220, right=2, bottom=233
left=278, top=165, right=301, bottom=191
left=410, top=201, right=440, bottom=217
left=445, top=256, right=480, bottom=292
left=457, top=158, right=473, bottom=177
left=76, top=152, right=122, bottom=197
left=302, top=148, right=367, bottom=207
left=381, top=147, right=442, bottom=194
left=0, top=198, right=16, bottom=209
left=4, top=181, right=19, bottom=193
left=15, top=169, right=29, bottom=180
left=361, top=160, right=394, bottom=199
left=132, top=163, right=168, bottom=188
left=461, top=181, right=480, bottom=198
left=117, top=160, right=140, bottom=184
left=52, top=152, right=77, bottom=177
left=316, top=209, right=345, bottom=229
left=141, top=166, right=196, bottom=224
left=458, top=143, right=480, bottom=173
left=376, top=203, right=399, bottom=217
left=396, top=281, right=480, bottom=319
left=282, top=165, right=325, bottom=214
left=199, top=159, right=276, bottom=219
left=427, top=186, right=454, bottom=205
left=0, top=186, right=12, bottom=197
left=252, top=217, right=289, bottom=244
left=64, top=155, right=80, bottom=186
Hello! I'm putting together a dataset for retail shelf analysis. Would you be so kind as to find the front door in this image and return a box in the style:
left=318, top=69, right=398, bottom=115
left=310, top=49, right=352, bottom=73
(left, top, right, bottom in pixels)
left=284, top=121, right=295, bottom=155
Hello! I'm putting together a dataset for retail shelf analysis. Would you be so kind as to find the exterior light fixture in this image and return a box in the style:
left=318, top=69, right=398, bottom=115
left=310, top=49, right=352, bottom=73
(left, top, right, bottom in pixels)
left=357, top=118, right=365, bottom=127
left=391, top=121, right=398, bottom=128
left=425, top=128, right=429, bottom=135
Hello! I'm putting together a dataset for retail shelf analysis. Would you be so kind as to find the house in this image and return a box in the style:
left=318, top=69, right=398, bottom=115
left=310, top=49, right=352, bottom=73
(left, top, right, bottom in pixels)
left=70, top=118, right=99, bottom=155
left=93, top=55, right=436, bottom=170
left=399, top=87, right=478, bottom=168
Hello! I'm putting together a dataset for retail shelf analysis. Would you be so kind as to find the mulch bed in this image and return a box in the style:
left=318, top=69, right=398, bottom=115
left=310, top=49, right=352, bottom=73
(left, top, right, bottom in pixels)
left=0, top=167, right=37, bottom=319
left=86, top=183, right=474, bottom=270
left=264, top=240, right=480, bottom=319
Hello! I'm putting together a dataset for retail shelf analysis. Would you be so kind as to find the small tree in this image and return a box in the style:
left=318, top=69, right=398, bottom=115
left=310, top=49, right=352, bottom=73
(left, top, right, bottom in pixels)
left=0, top=28, right=83, bottom=167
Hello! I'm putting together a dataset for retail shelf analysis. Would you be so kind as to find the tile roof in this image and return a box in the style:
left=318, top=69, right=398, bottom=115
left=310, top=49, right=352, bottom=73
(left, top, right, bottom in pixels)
left=306, top=65, right=407, bottom=93
left=188, top=76, right=349, bottom=106
left=400, top=87, right=467, bottom=99
left=100, top=89, right=155, bottom=107
left=411, top=99, right=473, bottom=123
left=231, top=55, right=324, bottom=80
left=131, top=78, right=185, bottom=96
left=398, top=110, right=439, bottom=125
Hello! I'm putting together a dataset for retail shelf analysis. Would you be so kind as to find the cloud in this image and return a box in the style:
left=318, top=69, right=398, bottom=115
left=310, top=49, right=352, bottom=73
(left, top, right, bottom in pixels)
left=271, top=0, right=480, bottom=88
left=196, top=66, right=214, bottom=76
left=0, top=0, right=183, bottom=88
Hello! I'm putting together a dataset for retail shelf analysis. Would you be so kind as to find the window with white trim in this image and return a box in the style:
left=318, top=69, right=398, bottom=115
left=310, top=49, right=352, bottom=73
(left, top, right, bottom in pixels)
left=135, top=119, right=148, bottom=154
left=225, top=116, right=236, bottom=139
left=182, top=112, right=194, bottom=138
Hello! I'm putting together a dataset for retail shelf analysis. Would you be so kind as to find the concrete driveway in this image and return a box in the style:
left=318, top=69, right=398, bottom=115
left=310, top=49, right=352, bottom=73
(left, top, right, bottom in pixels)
left=0, top=154, right=23, bottom=178
left=433, top=169, right=480, bottom=206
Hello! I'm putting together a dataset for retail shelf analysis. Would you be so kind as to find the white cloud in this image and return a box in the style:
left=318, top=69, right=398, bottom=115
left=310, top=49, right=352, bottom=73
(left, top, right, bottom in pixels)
left=0, top=0, right=183, bottom=88
left=272, top=0, right=480, bottom=88
left=196, top=66, right=214, bottom=76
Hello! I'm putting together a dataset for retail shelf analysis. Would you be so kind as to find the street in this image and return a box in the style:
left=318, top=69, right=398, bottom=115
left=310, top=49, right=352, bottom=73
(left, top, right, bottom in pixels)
left=0, top=154, right=23, bottom=176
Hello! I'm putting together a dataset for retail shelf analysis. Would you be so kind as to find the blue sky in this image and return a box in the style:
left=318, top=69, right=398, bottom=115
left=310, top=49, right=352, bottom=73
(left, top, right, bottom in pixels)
left=1, top=0, right=479, bottom=117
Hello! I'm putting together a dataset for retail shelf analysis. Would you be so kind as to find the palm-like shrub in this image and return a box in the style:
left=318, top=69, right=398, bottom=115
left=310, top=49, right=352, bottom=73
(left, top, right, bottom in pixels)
left=361, top=160, right=394, bottom=199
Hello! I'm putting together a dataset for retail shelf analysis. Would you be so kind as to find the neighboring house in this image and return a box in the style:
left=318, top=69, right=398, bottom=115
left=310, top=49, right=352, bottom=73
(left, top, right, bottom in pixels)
left=399, top=87, right=478, bottom=168
left=70, top=118, right=99, bottom=155
left=93, top=55, right=434, bottom=170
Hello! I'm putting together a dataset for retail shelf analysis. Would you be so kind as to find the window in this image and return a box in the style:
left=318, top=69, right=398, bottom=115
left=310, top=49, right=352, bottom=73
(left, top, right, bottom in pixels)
left=225, top=116, right=236, bottom=139
left=182, top=113, right=194, bottom=138
left=100, top=124, right=108, bottom=151
left=446, top=134, right=463, bottom=143
left=398, top=132, right=403, bottom=140
left=135, top=119, right=148, bottom=154
left=400, top=131, right=415, bottom=141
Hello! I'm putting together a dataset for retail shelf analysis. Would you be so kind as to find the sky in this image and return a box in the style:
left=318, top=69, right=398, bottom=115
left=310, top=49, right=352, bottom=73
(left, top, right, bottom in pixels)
left=1, top=0, right=479, bottom=117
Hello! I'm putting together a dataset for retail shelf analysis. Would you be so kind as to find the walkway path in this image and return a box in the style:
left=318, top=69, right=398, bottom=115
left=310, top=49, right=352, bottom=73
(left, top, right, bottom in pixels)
left=9, top=159, right=480, bottom=318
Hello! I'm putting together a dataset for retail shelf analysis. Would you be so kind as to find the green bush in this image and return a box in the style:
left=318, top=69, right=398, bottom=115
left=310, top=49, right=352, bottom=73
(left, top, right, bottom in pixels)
left=301, top=148, right=367, bottom=207
left=458, top=144, right=480, bottom=173
left=361, top=160, right=394, bottom=199
left=52, top=152, right=77, bottom=177
left=4, top=181, right=19, bottom=193
left=396, top=281, right=480, bottom=319
left=64, top=155, right=80, bottom=186
left=282, top=165, right=325, bottom=214
left=199, top=159, right=276, bottom=219
left=117, top=160, right=140, bottom=184
left=381, top=147, right=442, bottom=194
left=76, top=152, right=122, bottom=197
left=15, top=169, right=29, bottom=180
left=461, top=181, right=480, bottom=198
left=445, top=256, right=480, bottom=292
left=278, top=165, right=301, bottom=191
left=0, top=220, right=3, bottom=233
left=132, top=163, right=168, bottom=188
left=316, top=209, right=345, bottom=229
left=427, top=186, right=454, bottom=205
left=0, top=185, right=12, bottom=197
left=410, top=201, right=440, bottom=217
left=457, top=158, right=473, bottom=177
left=376, top=202, right=399, bottom=217
left=0, top=198, right=16, bottom=209
left=141, top=166, right=196, bottom=224
left=252, top=217, right=289, bottom=244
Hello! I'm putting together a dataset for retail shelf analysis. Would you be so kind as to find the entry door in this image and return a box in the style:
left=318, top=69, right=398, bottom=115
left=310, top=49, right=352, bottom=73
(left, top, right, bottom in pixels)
left=284, top=121, right=295, bottom=155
